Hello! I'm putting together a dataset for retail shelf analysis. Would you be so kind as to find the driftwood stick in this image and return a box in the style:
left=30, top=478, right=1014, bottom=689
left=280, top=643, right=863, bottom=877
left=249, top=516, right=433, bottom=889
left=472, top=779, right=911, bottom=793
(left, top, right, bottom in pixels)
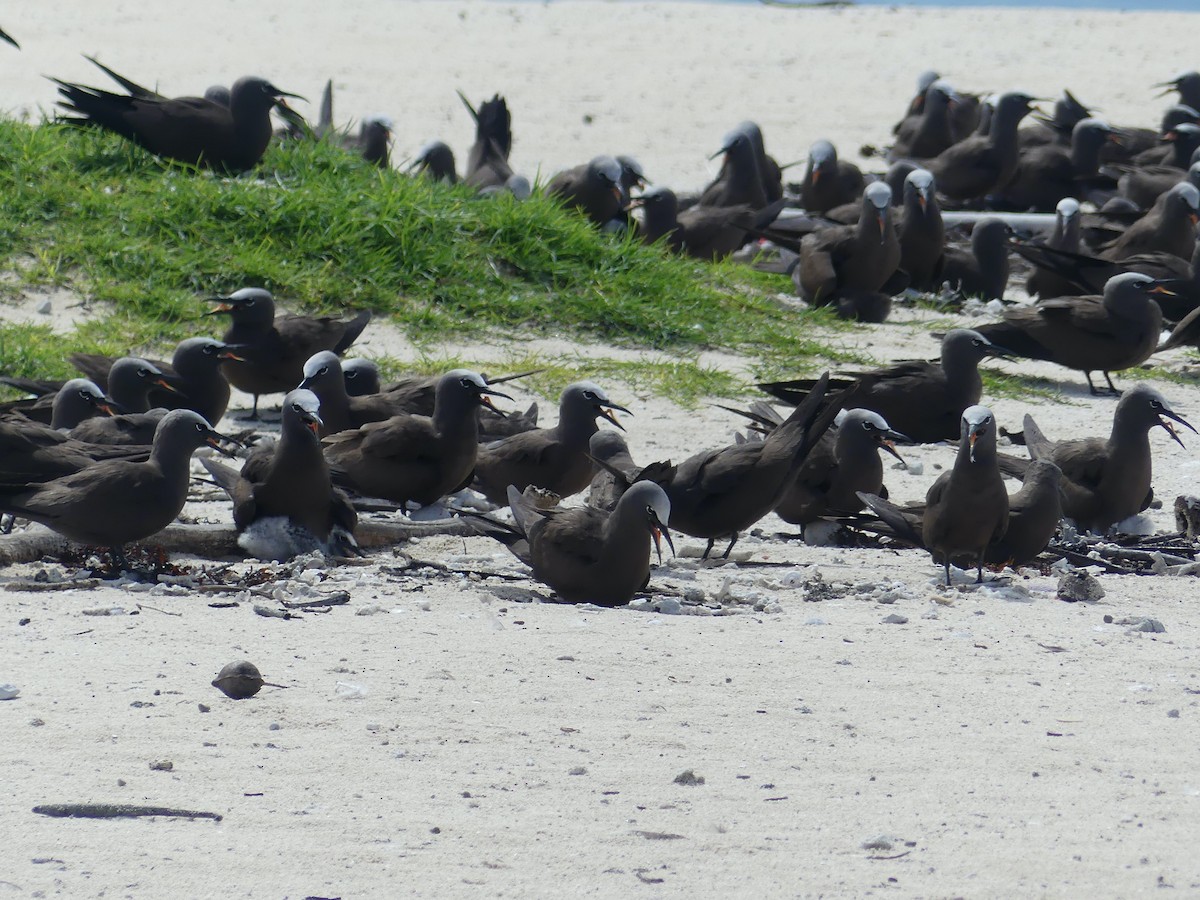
left=0, top=519, right=473, bottom=567
left=33, top=803, right=222, bottom=822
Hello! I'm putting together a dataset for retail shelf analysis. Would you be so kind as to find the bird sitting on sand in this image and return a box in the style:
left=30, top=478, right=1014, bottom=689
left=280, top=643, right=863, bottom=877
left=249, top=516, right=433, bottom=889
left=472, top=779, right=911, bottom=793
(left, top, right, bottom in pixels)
left=0, top=410, right=234, bottom=569
left=202, top=389, right=358, bottom=559
left=466, top=481, right=673, bottom=607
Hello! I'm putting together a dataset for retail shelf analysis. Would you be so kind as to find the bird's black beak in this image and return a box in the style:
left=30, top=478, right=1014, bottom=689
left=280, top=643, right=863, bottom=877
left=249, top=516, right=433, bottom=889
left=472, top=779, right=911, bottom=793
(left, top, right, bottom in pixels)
left=598, top=402, right=631, bottom=432
left=456, top=89, right=479, bottom=123
left=983, top=341, right=1016, bottom=360
left=878, top=429, right=911, bottom=463
left=477, top=386, right=513, bottom=414
left=648, top=510, right=675, bottom=565
left=0, top=28, right=18, bottom=49
left=207, top=429, right=243, bottom=457
left=1158, top=407, right=1197, bottom=449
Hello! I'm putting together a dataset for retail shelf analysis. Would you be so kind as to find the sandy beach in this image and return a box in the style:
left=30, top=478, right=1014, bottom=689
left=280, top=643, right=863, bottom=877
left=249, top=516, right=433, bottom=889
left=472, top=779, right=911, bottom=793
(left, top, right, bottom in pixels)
left=4, top=2, right=1200, bottom=897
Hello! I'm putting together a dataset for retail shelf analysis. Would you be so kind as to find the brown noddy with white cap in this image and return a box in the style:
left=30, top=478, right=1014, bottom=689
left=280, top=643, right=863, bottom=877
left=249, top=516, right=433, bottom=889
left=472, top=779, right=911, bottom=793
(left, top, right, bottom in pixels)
left=856, top=457, right=1063, bottom=568
left=207, top=287, right=371, bottom=418
left=896, top=168, right=946, bottom=291
left=798, top=139, right=865, bottom=215
left=202, top=389, right=358, bottom=559
left=322, top=370, right=509, bottom=506
left=794, top=182, right=902, bottom=321
left=467, top=481, right=674, bottom=607
left=759, top=329, right=1011, bottom=444
left=0, top=409, right=234, bottom=568
left=973, top=272, right=1170, bottom=395
left=1015, top=384, right=1194, bottom=533
left=546, top=156, right=627, bottom=226
left=921, top=405, right=1009, bottom=584
left=473, top=382, right=630, bottom=505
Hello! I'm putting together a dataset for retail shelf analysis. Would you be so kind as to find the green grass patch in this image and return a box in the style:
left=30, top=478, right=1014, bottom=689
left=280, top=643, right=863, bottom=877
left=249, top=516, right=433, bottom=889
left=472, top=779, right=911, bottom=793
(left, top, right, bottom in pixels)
left=0, top=119, right=852, bottom=393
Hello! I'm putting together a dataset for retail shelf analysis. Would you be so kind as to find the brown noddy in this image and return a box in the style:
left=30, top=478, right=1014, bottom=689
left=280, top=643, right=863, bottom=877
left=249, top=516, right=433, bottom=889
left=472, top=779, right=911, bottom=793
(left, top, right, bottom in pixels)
left=856, top=457, right=1062, bottom=568
left=1018, top=233, right=1200, bottom=320
left=940, top=217, right=1010, bottom=301
left=1127, top=122, right=1200, bottom=170
left=735, top=122, right=784, bottom=204
left=0, top=413, right=149, bottom=487
left=67, top=358, right=185, bottom=445
left=1018, top=89, right=1093, bottom=150
left=798, top=140, right=864, bottom=215
left=896, top=168, right=946, bottom=291
left=634, top=187, right=758, bottom=260
left=795, top=182, right=902, bottom=321
left=758, top=328, right=1010, bottom=444
left=410, top=140, right=458, bottom=184
left=207, top=287, right=371, bottom=418
left=1157, top=72, right=1200, bottom=112
left=467, top=481, right=673, bottom=607
left=585, top=430, right=678, bottom=513
left=53, top=74, right=302, bottom=173
left=341, top=358, right=381, bottom=397
left=974, top=271, right=1170, bottom=395
left=473, top=382, right=630, bottom=505
left=922, top=92, right=1037, bottom=203
left=1115, top=154, right=1200, bottom=211
left=1001, top=118, right=1118, bottom=212
left=0, top=409, right=233, bottom=567
left=1018, top=384, right=1194, bottom=533
left=641, top=372, right=848, bottom=559
left=699, top=126, right=769, bottom=211
left=322, top=370, right=509, bottom=506
left=921, top=405, right=1009, bottom=584
left=892, top=80, right=959, bottom=161
left=69, top=338, right=244, bottom=425
left=774, top=408, right=908, bottom=528
left=1099, top=181, right=1199, bottom=261
left=1021, top=198, right=1084, bottom=298
left=546, top=156, right=627, bottom=226
left=460, top=93, right=513, bottom=190
left=201, top=389, right=358, bottom=559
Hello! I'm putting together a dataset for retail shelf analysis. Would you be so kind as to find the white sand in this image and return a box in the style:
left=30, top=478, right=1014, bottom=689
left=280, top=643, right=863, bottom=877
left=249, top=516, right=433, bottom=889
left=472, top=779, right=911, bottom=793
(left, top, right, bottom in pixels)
left=4, top=2, right=1200, bottom=897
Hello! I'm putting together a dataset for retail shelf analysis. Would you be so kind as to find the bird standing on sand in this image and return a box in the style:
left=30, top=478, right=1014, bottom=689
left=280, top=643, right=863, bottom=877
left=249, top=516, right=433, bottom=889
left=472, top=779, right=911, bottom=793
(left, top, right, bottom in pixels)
left=53, top=74, right=302, bottom=172
left=646, top=373, right=846, bottom=559
left=857, top=458, right=1063, bottom=568
left=921, top=406, right=1009, bottom=585
left=0, top=410, right=234, bottom=568
left=973, top=272, right=1169, bottom=395
left=207, top=288, right=371, bottom=418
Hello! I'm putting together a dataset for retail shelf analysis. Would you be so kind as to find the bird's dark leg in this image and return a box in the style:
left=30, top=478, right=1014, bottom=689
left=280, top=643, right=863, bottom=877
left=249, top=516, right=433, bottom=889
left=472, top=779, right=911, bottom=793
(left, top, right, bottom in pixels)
left=240, top=394, right=262, bottom=421
left=1102, top=371, right=1121, bottom=395
left=702, top=538, right=715, bottom=560
left=943, top=558, right=952, bottom=586
left=722, top=533, right=739, bottom=559
left=1085, top=372, right=1100, bottom=396
left=976, top=552, right=985, bottom=584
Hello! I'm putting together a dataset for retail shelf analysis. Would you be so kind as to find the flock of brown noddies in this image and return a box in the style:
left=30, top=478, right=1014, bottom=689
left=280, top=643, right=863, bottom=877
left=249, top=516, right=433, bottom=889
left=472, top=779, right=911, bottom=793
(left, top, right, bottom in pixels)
left=2, top=26, right=1199, bottom=595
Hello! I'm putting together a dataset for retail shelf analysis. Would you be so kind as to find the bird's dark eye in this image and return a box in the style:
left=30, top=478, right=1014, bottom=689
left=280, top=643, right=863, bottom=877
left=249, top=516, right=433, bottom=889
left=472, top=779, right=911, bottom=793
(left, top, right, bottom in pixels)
left=460, top=377, right=474, bottom=389
left=1151, top=400, right=1163, bottom=409
left=318, top=367, right=329, bottom=377
left=861, top=421, right=872, bottom=431
left=195, top=422, right=205, bottom=432
left=584, top=391, right=598, bottom=401
left=203, top=345, right=215, bottom=355
left=345, top=371, right=358, bottom=380
left=972, top=339, right=983, bottom=347
left=244, top=298, right=256, bottom=306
